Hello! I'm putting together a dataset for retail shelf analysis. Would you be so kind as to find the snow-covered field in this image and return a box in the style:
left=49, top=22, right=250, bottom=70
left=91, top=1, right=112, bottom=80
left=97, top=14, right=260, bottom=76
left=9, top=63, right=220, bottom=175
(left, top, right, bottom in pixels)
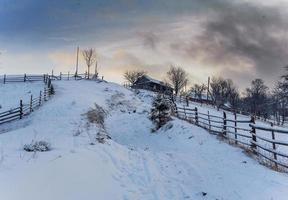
left=0, top=80, right=288, bottom=200
left=175, top=99, right=288, bottom=166
left=0, top=82, right=45, bottom=111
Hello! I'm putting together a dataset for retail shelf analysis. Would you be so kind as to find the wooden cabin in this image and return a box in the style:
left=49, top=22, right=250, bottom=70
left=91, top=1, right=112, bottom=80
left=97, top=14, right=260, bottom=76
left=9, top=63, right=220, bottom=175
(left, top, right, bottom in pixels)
left=131, top=75, right=173, bottom=95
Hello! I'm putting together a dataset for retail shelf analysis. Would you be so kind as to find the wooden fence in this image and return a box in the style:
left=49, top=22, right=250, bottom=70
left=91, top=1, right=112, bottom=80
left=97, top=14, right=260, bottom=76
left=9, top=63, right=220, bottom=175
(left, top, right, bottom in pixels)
left=0, top=78, right=54, bottom=125
left=1, top=72, right=104, bottom=83
left=175, top=95, right=285, bottom=127
left=175, top=106, right=288, bottom=171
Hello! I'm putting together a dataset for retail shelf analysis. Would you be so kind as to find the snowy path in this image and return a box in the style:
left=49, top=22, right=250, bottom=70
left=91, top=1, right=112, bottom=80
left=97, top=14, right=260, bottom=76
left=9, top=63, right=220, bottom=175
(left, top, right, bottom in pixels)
left=0, top=81, right=287, bottom=200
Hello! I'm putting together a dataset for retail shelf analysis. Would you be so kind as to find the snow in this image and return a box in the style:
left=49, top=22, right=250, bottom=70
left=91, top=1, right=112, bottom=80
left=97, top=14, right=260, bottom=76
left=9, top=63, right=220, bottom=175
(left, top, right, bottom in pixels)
left=0, top=81, right=287, bottom=200
left=176, top=99, right=288, bottom=163
left=0, top=82, right=45, bottom=111
left=142, top=75, right=163, bottom=84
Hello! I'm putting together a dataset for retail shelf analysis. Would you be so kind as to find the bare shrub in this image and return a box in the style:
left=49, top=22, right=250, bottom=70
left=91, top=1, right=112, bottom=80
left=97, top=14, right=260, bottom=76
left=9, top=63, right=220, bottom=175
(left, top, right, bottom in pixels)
left=85, top=104, right=110, bottom=144
left=23, top=140, right=51, bottom=152
left=86, top=104, right=108, bottom=129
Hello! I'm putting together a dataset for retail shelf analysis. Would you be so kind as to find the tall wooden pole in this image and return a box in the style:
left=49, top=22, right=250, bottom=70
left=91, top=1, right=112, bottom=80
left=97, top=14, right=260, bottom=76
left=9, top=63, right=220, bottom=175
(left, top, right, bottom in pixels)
left=95, top=61, right=98, bottom=78
left=75, top=46, right=79, bottom=76
left=207, top=76, right=210, bottom=101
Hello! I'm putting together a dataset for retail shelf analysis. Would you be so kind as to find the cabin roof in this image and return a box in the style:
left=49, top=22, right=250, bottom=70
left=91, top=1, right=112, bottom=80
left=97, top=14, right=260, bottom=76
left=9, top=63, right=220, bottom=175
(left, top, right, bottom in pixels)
left=142, top=75, right=162, bottom=84
left=135, top=75, right=173, bottom=90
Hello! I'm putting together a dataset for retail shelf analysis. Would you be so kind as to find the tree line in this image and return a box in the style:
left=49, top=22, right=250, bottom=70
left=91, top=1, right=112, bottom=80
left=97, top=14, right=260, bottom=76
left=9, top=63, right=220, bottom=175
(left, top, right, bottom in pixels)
left=124, top=66, right=288, bottom=125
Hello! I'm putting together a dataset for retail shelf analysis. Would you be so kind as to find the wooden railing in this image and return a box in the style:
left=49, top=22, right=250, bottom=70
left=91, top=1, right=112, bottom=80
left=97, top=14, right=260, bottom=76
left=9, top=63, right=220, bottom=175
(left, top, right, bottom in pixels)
left=175, top=106, right=288, bottom=171
left=174, top=95, right=286, bottom=128
left=0, top=72, right=104, bottom=83
left=0, top=78, right=54, bottom=125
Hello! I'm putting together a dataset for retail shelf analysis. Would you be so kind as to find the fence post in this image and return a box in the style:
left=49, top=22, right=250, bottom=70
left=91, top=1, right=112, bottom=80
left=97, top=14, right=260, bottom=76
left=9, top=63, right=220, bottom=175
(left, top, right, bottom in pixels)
left=234, top=112, right=238, bottom=145
left=175, top=104, right=178, bottom=118
left=60, top=72, right=62, bottom=80
left=3, top=74, right=6, bottom=84
left=44, top=87, right=47, bottom=101
left=102, top=76, right=104, bottom=80
left=24, top=73, right=27, bottom=82
left=270, top=122, right=278, bottom=169
left=184, top=106, right=187, bottom=120
left=48, top=78, right=51, bottom=88
left=208, top=111, right=211, bottom=131
left=223, top=111, right=227, bottom=136
left=68, top=71, right=70, bottom=80
left=30, top=95, right=33, bottom=112
left=39, top=91, right=42, bottom=106
left=250, top=116, right=257, bottom=151
left=19, top=100, right=23, bottom=119
left=195, top=107, right=198, bottom=125
left=186, top=96, right=189, bottom=107
left=47, top=84, right=51, bottom=98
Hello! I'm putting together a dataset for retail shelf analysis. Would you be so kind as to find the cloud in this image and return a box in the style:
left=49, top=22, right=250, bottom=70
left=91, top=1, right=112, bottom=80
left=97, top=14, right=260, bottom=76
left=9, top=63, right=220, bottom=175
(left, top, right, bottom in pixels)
left=47, top=36, right=76, bottom=42
left=1, top=0, right=288, bottom=89
left=172, top=0, right=288, bottom=84
left=137, top=31, right=159, bottom=50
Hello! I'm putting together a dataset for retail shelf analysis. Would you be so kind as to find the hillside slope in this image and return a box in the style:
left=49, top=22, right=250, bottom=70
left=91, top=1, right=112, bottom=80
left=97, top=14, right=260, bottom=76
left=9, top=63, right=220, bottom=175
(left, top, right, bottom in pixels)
left=0, top=80, right=287, bottom=200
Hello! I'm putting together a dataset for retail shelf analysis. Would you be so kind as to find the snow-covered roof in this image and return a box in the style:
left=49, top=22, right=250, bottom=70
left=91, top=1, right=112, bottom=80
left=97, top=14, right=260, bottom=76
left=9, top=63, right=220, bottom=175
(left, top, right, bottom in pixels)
left=142, top=75, right=162, bottom=84
left=138, top=75, right=172, bottom=89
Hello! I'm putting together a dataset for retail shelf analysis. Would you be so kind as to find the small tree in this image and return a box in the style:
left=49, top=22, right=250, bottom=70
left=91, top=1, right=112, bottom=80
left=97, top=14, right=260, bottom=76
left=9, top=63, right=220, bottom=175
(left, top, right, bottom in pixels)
left=150, top=94, right=172, bottom=131
left=82, top=48, right=97, bottom=79
left=244, top=79, right=269, bottom=116
left=124, top=70, right=147, bottom=85
left=190, top=84, right=206, bottom=100
left=166, top=66, right=189, bottom=96
left=273, top=66, right=288, bottom=124
left=210, top=77, right=239, bottom=110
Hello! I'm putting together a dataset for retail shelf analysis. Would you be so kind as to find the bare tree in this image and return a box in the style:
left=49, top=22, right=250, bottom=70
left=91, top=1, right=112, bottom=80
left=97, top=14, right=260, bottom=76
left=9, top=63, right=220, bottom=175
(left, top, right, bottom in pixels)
left=123, top=70, right=147, bottom=85
left=210, top=77, right=239, bottom=110
left=166, top=66, right=189, bottom=96
left=82, top=48, right=97, bottom=79
left=244, top=79, right=269, bottom=116
left=273, top=66, right=288, bottom=124
left=210, top=77, right=227, bottom=109
left=190, top=84, right=206, bottom=100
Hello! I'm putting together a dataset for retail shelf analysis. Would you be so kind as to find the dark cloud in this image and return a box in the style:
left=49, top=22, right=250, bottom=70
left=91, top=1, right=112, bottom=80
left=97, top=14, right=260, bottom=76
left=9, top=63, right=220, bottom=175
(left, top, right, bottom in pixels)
left=177, top=0, right=288, bottom=82
left=137, top=31, right=159, bottom=50
left=1, top=0, right=288, bottom=88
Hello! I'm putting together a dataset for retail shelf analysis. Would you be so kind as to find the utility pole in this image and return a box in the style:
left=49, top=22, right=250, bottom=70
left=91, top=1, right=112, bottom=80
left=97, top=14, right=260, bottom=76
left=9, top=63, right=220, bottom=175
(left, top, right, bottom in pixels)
left=75, top=46, right=79, bottom=76
left=95, top=61, right=98, bottom=78
left=207, top=76, right=210, bottom=101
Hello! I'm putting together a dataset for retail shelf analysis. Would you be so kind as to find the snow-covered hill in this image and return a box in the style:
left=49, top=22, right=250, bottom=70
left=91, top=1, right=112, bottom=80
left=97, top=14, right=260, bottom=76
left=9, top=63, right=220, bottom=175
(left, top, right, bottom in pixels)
left=0, top=80, right=287, bottom=200
left=0, top=82, right=45, bottom=110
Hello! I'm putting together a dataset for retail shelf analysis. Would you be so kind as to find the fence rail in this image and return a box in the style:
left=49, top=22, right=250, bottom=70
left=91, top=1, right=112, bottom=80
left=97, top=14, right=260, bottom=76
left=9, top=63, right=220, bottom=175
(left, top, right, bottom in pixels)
left=175, top=105, right=288, bottom=171
left=0, top=71, right=105, bottom=126
left=174, top=95, right=287, bottom=128
left=0, top=77, right=54, bottom=126
left=0, top=72, right=104, bottom=84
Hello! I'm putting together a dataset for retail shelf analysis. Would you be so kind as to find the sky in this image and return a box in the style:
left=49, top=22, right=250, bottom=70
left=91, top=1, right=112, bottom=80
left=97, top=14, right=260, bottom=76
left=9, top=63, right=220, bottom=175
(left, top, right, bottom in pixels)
left=1, top=0, right=288, bottom=91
